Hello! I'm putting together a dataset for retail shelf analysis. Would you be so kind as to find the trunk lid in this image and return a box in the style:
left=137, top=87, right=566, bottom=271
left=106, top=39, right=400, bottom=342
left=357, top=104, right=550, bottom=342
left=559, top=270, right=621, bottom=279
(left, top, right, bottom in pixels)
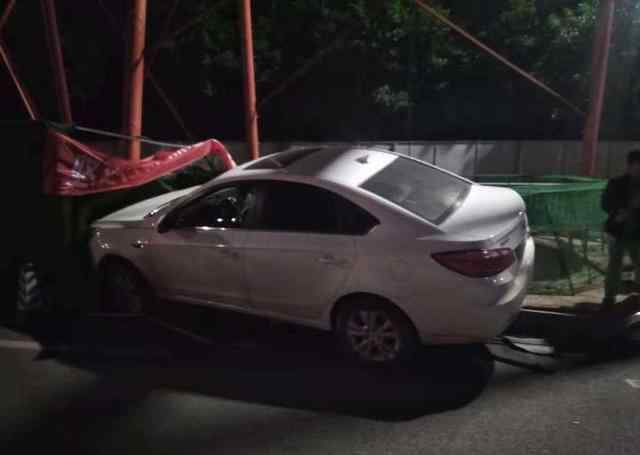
left=438, top=184, right=527, bottom=249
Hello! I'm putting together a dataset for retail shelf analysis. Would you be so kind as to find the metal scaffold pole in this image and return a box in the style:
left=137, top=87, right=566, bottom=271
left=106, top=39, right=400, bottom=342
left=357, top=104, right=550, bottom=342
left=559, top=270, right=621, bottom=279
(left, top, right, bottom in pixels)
left=41, top=0, right=73, bottom=123
left=582, top=0, right=616, bottom=177
left=125, top=0, right=148, bottom=162
left=240, top=0, right=259, bottom=160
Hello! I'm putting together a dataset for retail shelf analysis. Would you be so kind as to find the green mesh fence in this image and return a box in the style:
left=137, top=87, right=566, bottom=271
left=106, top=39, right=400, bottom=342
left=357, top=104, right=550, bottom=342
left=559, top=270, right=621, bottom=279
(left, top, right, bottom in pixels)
left=476, top=175, right=608, bottom=296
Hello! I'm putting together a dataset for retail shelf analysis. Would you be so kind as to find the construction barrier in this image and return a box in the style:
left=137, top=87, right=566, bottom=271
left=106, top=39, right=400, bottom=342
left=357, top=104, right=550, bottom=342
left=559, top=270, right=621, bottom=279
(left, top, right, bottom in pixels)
left=0, top=121, right=234, bottom=319
left=476, top=175, right=608, bottom=295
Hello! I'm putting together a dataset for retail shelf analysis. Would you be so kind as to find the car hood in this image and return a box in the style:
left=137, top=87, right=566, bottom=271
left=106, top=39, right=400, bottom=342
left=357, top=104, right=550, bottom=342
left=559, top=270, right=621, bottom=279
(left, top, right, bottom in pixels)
left=96, top=186, right=200, bottom=224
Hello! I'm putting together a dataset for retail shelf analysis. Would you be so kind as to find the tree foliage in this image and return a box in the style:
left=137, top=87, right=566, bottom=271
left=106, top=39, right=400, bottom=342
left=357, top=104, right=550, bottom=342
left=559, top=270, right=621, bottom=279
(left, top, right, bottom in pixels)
left=2, top=0, right=640, bottom=141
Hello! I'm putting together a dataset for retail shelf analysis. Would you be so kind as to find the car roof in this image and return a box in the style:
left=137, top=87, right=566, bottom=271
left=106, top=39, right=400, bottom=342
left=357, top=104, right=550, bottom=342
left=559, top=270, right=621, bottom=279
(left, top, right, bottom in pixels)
left=222, top=146, right=402, bottom=188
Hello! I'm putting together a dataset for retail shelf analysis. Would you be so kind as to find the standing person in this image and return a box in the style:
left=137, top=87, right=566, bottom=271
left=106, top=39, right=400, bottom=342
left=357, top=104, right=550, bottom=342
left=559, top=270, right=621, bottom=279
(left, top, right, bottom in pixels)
left=602, top=150, right=640, bottom=309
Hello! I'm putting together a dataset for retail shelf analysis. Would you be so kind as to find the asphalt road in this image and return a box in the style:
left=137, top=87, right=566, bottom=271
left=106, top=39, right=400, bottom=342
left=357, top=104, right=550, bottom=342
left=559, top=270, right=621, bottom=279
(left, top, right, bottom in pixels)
left=2, top=305, right=640, bottom=455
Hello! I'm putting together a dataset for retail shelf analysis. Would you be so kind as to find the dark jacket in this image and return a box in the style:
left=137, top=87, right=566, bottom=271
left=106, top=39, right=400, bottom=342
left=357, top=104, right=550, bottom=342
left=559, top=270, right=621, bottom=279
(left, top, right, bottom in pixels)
left=602, top=174, right=640, bottom=238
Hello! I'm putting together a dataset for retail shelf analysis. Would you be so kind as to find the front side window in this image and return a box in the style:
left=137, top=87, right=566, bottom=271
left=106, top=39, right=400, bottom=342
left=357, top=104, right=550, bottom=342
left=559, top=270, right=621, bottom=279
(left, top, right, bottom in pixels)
left=174, top=185, right=256, bottom=229
left=361, top=156, right=470, bottom=224
left=257, top=181, right=378, bottom=235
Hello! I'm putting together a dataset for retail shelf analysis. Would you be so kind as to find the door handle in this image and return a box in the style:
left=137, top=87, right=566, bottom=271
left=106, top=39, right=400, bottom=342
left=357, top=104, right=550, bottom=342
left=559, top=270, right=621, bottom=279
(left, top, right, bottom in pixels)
left=131, top=240, right=148, bottom=249
left=219, top=247, right=240, bottom=259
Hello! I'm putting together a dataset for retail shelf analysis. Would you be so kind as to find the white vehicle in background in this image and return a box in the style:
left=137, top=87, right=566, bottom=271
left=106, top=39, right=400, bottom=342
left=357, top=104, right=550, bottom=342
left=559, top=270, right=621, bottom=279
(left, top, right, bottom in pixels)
left=90, top=147, right=535, bottom=365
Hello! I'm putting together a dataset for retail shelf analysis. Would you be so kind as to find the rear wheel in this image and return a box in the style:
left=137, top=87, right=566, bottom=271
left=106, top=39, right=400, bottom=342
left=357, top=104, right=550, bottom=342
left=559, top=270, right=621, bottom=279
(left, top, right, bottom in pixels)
left=101, top=260, right=153, bottom=314
left=335, top=299, right=419, bottom=366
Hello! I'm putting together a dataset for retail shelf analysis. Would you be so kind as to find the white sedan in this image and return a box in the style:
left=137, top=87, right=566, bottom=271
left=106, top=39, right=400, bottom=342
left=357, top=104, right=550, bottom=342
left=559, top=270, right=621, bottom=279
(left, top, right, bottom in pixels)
left=90, top=147, right=534, bottom=365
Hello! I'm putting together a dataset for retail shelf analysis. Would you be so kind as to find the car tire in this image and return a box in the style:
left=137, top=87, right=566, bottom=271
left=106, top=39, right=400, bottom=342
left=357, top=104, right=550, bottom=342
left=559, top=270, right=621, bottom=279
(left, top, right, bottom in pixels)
left=335, top=299, right=419, bottom=366
left=101, top=260, right=153, bottom=315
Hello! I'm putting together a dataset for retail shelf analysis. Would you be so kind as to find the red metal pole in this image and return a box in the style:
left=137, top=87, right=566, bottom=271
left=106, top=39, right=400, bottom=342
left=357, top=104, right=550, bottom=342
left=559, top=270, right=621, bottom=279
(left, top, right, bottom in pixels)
left=582, top=0, right=616, bottom=176
left=240, top=0, right=259, bottom=160
left=41, top=0, right=72, bottom=123
left=125, top=0, right=148, bottom=162
left=0, top=0, right=16, bottom=33
left=0, top=39, right=38, bottom=119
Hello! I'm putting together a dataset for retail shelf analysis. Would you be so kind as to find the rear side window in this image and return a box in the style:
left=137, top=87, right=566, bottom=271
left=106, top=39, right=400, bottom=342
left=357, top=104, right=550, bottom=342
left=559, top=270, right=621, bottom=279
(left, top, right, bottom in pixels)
left=257, top=182, right=378, bottom=235
left=361, top=156, right=470, bottom=224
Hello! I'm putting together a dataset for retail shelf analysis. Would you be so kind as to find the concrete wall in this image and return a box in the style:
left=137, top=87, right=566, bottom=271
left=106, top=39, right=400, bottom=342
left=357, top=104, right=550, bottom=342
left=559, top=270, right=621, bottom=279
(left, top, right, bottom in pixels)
left=223, top=140, right=640, bottom=178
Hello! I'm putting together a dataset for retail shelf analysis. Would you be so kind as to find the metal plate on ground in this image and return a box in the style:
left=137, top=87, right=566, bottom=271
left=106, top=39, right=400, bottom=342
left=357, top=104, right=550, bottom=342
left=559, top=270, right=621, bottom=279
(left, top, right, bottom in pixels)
left=502, top=336, right=556, bottom=355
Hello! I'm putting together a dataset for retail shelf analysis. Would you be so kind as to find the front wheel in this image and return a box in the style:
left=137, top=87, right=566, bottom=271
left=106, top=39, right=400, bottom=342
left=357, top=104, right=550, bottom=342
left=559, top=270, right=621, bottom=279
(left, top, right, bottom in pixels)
left=623, top=320, right=640, bottom=348
left=335, top=300, right=419, bottom=366
left=101, top=260, right=153, bottom=314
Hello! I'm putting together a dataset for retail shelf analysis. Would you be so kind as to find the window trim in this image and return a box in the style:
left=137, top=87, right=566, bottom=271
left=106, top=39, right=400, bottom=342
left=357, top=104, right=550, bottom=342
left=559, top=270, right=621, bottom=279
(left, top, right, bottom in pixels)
left=159, top=182, right=256, bottom=233
left=160, top=179, right=380, bottom=236
left=244, top=148, right=324, bottom=170
left=250, top=180, right=379, bottom=237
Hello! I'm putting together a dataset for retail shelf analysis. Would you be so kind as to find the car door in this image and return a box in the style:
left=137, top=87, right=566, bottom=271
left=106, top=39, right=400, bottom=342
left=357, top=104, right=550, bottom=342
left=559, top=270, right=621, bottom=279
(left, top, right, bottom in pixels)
left=147, top=184, right=256, bottom=308
left=242, top=181, right=377, bottom=321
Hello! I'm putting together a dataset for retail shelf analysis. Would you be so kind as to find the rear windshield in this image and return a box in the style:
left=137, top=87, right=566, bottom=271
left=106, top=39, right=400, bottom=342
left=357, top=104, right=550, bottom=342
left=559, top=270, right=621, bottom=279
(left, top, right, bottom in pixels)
left=360, top=156, right=470, bottom=224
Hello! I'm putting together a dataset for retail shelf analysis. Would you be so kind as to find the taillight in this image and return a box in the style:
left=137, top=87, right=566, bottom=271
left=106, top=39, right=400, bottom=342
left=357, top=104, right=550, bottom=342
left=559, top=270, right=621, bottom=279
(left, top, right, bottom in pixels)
left=432, top=248, right=516, bottom=278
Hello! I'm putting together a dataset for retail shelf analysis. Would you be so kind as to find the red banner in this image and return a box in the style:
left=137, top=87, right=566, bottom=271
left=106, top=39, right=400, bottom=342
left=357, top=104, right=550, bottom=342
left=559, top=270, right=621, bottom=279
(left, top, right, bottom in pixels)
left=43, top=131, right=236, bottom=196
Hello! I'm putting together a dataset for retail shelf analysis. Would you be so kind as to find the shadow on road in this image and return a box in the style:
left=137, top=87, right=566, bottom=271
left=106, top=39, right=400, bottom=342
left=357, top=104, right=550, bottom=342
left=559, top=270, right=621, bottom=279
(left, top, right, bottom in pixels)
left=6, top=296, right=640, bottom=453
left=1, top=342, right=495, bottom=454
left=1, top=308, right=494, bottom=435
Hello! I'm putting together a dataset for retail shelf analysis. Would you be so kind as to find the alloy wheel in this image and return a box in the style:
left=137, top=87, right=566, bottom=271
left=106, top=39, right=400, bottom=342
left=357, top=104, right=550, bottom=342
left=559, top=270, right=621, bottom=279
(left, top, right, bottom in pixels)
left=346, top=309, right=402, bottom=362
